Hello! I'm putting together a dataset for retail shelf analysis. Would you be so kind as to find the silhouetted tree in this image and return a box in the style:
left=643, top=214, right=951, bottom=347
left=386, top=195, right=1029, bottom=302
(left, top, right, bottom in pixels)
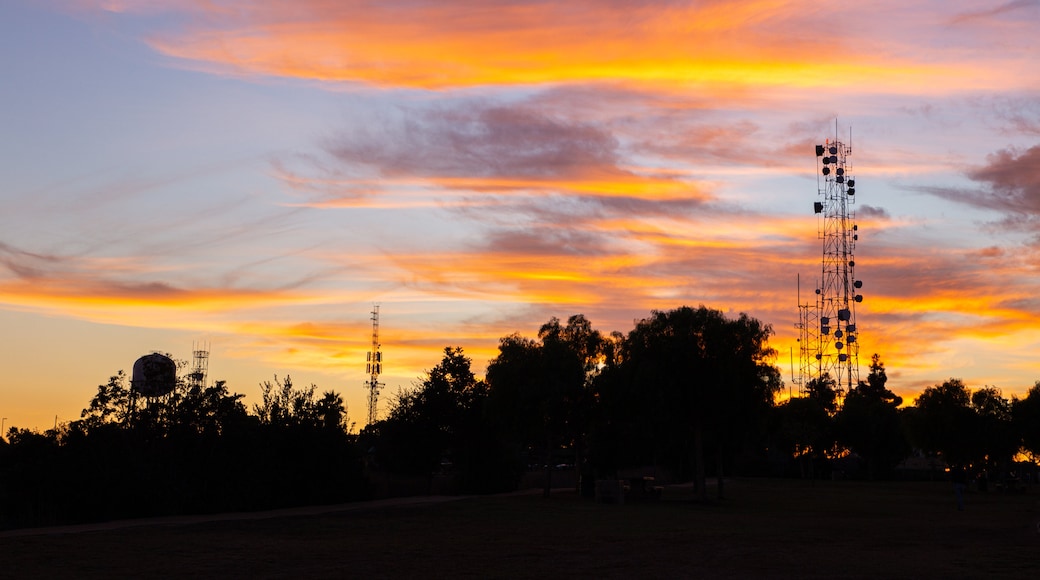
left=619, top=306, right=779, bottom=499
left=314, top=390, right=352, bottom=432
left=79, top=371, right=132, bottom=431
left=484, top=332, right=542, bottom=484
left=536, top=315, right=605, bottom=496
left=376, top=347, right=488, bottom=487
left=835, top=355, right=908, bottom=479
left=970, top=386, right=1016, bottom=483
left=255, top=375, right=333, bottom=429
left=0, top=369, right=365, bottom=529
left=167, top=380, right=250, bottom=436
left=774, top=374, right=837, bottom=481
left=485, top=331, right=562, bottom=496
left=1013, top=382, right=1040, bottom=460
left=587, top=331, right=641, bottom=478
left=904, top=378, right=975, bottom=466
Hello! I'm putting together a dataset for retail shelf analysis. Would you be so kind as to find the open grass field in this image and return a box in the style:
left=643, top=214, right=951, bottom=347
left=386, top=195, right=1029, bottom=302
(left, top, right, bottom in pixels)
left=2, top=478, right=1038, bottom=578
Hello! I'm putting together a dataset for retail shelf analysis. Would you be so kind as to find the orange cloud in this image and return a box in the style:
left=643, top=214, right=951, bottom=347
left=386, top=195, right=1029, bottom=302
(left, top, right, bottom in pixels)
left=108, top=0, right=1029, bottom=93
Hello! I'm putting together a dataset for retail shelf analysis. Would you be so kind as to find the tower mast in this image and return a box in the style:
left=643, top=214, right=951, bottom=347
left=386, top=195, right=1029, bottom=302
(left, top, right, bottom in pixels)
left=365, top=305, right=383, bottom=425
left=190, top=340, right=209, bottom=390
left=805, top=132, right=864, bottom=396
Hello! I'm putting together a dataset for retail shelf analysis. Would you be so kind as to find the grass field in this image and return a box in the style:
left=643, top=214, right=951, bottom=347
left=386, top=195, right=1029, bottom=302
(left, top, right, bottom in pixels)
left=2, top=478, right=1038, bottom=578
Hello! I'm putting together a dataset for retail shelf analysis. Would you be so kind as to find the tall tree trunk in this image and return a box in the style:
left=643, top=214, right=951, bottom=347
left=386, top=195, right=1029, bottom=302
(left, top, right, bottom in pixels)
left=543, top=432, right=552, bottom=499
left=717, top=441, right=725, bottom=500
left=574, top=435, right=584, bottom=495
left=694, top=423, right=706, bottom=501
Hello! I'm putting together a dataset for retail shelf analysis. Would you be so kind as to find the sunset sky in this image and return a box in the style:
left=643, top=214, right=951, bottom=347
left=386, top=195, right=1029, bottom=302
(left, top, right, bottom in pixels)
left=3, top=0, right=1039, bottom=431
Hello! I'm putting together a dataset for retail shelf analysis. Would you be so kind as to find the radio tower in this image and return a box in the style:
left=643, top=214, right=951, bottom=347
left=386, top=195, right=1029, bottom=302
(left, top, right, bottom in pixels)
left=190, top=341, right=209, bottom=390
left=794, top=274, right=816, bottom=395
left=365, top=305, right=383, bottom=425
left=802, top=130, right=863, bottom=397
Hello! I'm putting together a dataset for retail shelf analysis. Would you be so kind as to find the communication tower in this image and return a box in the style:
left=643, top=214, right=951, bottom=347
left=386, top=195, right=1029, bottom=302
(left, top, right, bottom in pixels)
left=793, top=274, right=816, bottom=395
left=189, top=341, right=209, bottom=390
left=365, top=305, right=384, bottom=425
left=801, top=131, right=863, bottom=396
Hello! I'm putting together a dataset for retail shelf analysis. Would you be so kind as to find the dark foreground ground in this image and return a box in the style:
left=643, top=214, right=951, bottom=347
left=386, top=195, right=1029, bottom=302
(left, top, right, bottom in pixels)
left=2, top=478, right=1038, bottom=578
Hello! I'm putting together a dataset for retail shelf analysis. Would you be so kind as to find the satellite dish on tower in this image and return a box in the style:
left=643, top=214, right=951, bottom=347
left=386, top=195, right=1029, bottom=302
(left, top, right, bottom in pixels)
left=132, top=353, right=177, bottom=397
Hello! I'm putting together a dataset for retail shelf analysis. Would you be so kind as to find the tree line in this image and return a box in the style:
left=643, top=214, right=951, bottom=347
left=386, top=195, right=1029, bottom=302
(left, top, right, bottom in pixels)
left=3, top=305, right=1040, bottom=529
left=1, top=373, right=364, bottom=528
left=776, top=355, right=1040, bottom=485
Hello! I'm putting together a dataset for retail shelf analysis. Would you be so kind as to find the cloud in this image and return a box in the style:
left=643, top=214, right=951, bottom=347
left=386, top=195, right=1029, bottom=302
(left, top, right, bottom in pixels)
left=981, top=96, right=1040, bottom=136
left=285, top=100, right=710, bottom=212
left=64, top=0, right=1030, bottom=94
left=967, top=145, right=1040, bottom=213
left=916, top=145, right=1040, bottom=231
left=326, top=104, right=622, bottom=180
left=857, top=205, right=891, bottom=220
left=950, top=0, right=1040, bottom=24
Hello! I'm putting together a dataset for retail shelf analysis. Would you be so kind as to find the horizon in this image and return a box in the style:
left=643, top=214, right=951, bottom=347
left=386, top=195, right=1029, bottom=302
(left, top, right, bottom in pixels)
left=3, top=0, right=1040, bottom=431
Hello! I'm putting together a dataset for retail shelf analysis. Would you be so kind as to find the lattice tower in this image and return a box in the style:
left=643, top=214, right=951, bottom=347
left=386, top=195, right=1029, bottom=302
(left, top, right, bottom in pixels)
left=190, top=341, right=209, bottom=390
left=804, top=136, right=863, bottom=397
left=794, top=275, right=817, bottom=395
left=365, top=305, right=384, bottom=425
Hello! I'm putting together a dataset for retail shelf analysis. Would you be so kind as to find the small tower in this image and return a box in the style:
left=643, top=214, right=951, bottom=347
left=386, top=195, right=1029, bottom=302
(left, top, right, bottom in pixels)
left=794, top=274, right=817, bottom=395
left=189, top=341, right=209, bottom=390
left=365, top=305, right=384, bottom=425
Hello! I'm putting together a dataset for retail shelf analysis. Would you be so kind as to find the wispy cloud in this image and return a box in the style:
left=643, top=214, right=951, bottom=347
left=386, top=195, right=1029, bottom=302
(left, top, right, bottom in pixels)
left=279, top=100, right=710, bottom=211
left=950, top=0, right=1040, bottom=24
left=64, top=0, right=1026, bottom=93
left=922, top=145, right=1040, bottom=230
left=967, top=145, right=1040, bottom=214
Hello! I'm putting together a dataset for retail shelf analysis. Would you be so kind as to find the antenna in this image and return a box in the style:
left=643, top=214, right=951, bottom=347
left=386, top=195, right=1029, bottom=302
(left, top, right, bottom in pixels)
left=788, top=347, right=795, bottom=400
left=365, top=305, right=384, bottom=425
left=803, top=131, right=863, bottom=397
left=793, top=273, right=815, bottom=396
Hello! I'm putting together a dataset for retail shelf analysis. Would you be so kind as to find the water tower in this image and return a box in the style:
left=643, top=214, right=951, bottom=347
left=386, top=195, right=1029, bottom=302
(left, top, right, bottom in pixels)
left=131, top=352, right=177, bottom=398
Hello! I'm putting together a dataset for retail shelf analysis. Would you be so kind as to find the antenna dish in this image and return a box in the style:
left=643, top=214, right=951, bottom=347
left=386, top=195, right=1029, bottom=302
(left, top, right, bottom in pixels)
left=132, top=353, right=176, bottom=397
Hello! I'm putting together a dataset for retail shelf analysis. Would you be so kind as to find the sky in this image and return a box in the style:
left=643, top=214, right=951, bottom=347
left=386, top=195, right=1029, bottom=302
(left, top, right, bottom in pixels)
left=2, top=0, right=1040, bottom=431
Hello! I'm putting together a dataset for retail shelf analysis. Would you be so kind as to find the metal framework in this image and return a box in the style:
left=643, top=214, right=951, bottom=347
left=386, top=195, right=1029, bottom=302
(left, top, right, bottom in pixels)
left=800, top=135, right=863, bottom=396
left=365, top=305, right=383, bottom=425
left=794, top=274, right=817, bottom=394
left=189, top=341, right=209, bottom=390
